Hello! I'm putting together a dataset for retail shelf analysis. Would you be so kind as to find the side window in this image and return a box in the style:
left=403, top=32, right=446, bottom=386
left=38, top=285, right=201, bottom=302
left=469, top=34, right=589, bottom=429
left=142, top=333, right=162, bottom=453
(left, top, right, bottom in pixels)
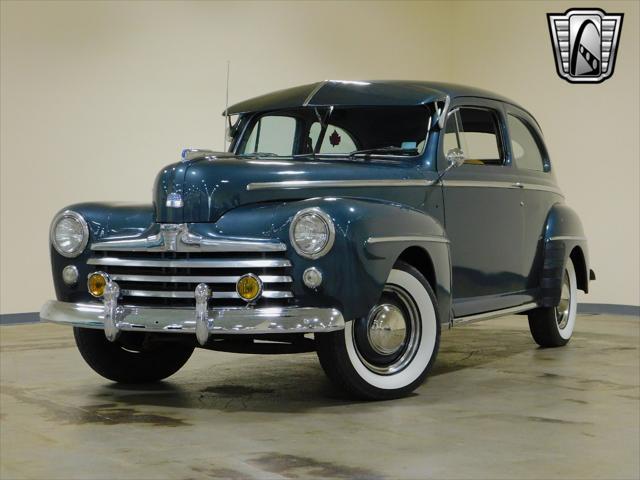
left=443, top=108, right=503, bottom=166
left=507, top=115, right=545, bottom=172
left=308, top=123, right=357, bottom=154
left=243, top=115, right=297, bottom=155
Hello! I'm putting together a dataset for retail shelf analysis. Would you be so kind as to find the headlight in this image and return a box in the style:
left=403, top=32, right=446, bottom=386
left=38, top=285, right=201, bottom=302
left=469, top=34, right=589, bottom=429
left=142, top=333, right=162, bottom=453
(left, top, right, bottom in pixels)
left=50, top=210, right=89, bottom=257
left=289, top=207, right=335, bottom=259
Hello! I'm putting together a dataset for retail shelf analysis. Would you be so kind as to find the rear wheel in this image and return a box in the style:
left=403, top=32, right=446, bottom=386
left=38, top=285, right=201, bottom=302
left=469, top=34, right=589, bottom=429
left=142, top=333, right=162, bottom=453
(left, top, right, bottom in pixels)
left=74, top=328, right=194, bottom=383
left=528, top=259, right=578, bottom=347
left=316, top=261, right=440, bottom=400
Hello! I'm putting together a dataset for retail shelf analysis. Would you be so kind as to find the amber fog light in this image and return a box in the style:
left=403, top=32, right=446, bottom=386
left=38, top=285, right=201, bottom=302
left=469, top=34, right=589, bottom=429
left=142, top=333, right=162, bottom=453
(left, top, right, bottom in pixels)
left=87, top=272, right=109, bottom=298
left=236, top=274, right=262, bottom=302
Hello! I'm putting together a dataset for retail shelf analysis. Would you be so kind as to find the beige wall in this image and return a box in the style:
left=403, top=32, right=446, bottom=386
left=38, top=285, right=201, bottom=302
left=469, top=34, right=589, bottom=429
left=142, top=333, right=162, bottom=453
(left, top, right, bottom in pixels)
left=1, top=0, right=638, bottom=313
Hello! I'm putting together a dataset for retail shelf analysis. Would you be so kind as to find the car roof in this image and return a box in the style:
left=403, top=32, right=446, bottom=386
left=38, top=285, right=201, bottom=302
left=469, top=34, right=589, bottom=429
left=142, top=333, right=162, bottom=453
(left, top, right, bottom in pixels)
left=226, top=80, right=525, bottom=115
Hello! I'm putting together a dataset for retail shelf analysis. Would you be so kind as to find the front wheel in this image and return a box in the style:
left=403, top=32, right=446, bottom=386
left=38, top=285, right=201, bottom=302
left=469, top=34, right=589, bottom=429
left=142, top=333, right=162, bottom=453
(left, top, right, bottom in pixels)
left=316, top=261, right=441, bottom=400
left=528, top=258, right=578, bottom=347
left=74, top=328, right=195, bottom=383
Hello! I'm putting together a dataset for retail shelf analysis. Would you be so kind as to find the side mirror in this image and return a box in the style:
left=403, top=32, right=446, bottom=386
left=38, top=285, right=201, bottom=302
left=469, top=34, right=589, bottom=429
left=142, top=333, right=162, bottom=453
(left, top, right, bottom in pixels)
left=436, top=148, right=465, bottom=183
left=446, top=148, right=465, bottom=168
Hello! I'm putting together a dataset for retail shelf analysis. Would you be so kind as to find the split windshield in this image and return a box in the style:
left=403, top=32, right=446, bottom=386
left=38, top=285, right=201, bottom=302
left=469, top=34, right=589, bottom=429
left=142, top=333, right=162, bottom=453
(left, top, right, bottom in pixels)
left=235, top=106, right=432, bottom=159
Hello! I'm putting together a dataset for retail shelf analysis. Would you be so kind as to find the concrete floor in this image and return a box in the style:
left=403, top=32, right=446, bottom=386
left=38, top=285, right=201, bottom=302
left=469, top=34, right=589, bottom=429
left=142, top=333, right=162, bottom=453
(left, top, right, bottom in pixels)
left=1, top=314, right=638, bottom=480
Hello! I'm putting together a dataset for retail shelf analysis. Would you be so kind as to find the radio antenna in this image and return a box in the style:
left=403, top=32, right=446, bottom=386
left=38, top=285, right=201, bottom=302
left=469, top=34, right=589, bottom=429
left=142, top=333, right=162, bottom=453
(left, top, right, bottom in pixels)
left=223, top=60, right=230, bottom=151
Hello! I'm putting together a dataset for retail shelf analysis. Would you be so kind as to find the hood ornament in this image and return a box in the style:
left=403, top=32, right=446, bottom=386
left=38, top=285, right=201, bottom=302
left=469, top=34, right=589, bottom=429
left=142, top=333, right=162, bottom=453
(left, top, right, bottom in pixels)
left=165, top=192, right=183, bottom=208
left=181, top=148, right=219, bottom=162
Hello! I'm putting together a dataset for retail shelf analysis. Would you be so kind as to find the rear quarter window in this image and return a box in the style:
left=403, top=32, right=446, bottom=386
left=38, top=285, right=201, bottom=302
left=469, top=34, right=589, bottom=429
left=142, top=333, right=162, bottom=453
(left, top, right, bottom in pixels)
left=507, top=115, right=545, bottom=172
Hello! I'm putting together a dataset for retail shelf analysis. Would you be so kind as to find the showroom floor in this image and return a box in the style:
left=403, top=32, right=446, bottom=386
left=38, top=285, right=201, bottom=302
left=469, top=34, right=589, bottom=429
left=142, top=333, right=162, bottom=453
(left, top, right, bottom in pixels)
left=1, top=313, right=638, bottom=480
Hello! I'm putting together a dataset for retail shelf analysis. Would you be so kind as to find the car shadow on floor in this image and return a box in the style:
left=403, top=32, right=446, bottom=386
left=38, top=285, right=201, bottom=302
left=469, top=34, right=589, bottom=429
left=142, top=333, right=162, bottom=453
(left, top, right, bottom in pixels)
left=83, top=326, right=536, bottom=414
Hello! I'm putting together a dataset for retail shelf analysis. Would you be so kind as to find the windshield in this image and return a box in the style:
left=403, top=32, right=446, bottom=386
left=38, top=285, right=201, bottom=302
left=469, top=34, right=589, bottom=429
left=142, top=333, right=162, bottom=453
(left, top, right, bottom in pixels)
left=235, top=106, right=432, bottom=158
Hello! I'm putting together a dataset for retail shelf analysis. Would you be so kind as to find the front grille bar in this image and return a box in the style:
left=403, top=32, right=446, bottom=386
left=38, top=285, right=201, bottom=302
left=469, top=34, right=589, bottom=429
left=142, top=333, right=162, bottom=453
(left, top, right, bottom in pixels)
left=88, top=227, right=294, bottom=307
left=110, top=274, right=292, bottom=284
left=121, top=289, right=293, bottom=299
left=88, top=258, right=292, bottom=268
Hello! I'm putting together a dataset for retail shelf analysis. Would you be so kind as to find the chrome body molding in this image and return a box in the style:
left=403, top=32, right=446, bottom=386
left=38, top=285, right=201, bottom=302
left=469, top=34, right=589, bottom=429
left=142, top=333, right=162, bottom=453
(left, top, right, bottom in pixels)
left=520, top=183, right=564, bottom=196
left=547, top=235, right=587, bottom=242
left=91, top=223, right=286, bottom=253
left=246, top=179, right=434, bottom=191
left=366, top=235, right=450, bottom=245
left=40, top=300, right=345, bottom=336
left=302, top=80, right=328, bottom=106
left=453, top=302, right=538, bottom=326
left=443, top=180, right=564, bottom=196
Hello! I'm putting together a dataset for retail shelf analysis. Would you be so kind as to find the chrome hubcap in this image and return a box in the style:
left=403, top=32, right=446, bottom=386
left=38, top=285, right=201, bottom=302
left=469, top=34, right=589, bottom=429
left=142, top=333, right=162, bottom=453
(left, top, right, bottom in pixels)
left=354, top=285, right=421, bottom=375
left=556, top=271, right=571, bottom=329
left=367, top=304, right=407, bottom=355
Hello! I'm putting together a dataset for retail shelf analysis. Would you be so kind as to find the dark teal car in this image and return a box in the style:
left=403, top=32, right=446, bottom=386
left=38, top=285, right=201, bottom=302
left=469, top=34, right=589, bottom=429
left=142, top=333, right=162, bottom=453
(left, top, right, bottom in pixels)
left=41, top=81, right=594, bottom=399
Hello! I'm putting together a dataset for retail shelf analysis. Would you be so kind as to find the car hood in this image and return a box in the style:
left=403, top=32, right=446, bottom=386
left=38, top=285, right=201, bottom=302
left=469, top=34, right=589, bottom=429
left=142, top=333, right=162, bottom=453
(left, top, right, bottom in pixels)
left=153, top=154, right=426, bottom=223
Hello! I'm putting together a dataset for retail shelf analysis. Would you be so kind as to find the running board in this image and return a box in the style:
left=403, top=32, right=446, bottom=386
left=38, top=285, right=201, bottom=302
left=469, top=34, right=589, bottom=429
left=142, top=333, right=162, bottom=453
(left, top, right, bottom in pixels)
left=452, top=302, right=538, bottom=326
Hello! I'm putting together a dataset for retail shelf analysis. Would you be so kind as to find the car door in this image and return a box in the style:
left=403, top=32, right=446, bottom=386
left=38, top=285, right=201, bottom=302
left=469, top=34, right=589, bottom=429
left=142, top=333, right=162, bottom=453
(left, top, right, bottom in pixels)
left=439, top=99, right=527, bottom=317
left=503, top=107, right=565, bottom=294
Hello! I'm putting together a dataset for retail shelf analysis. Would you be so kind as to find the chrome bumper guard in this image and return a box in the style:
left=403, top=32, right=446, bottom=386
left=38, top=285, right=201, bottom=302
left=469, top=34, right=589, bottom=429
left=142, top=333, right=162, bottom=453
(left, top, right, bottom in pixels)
left=40, top=294, right=345, bottom=346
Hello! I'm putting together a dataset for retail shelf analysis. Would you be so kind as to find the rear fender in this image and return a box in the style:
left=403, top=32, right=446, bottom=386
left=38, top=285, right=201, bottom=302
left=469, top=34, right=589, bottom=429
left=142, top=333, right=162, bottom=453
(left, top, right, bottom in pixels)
left=541, top=203, right=590, bottom=306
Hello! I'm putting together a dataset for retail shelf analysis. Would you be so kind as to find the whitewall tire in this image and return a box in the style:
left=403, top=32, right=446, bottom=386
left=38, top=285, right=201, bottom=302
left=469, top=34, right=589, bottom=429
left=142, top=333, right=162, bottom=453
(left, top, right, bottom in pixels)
left=315, top=261, right=441, bottom=400
left=528, top=259, right=578, bottom=347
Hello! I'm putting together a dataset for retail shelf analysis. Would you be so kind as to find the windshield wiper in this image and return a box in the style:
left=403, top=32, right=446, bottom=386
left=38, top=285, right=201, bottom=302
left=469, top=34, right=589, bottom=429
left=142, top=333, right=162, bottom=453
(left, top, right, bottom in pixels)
left=348, top=146, right=417, bottom=158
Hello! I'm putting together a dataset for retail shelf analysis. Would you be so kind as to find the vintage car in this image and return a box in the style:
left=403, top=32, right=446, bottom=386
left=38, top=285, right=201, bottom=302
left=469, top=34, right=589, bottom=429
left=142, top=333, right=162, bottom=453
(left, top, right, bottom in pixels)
left=41, top=80, right=594, bottom=399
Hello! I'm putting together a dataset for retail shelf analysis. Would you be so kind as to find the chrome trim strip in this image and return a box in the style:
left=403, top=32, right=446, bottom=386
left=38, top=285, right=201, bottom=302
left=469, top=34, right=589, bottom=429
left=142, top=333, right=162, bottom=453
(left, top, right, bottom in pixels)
left=453, top=302, right=538, bottom=325
left=246, top=179, right=434, bottom=191
left=92, top=224, right=286, bottom=253
left=444, top=180, right=522, bottom=189
left=110, top=274, right=292, bottom=284
left=87, top=258, right=292, bottom=268
left=521, top=183, right=564, bottom=196
left=40, top=300, right=345, bottom=335
left=443, top=180, right=564, bottom=196
left=437, top=95, right=451, bottom=129
left=120, top=290, right=293, bottom=299
left=302, top=80, right=328, bottom=106
left=366, top=235, right=450, bottom=245
left=547, top=235, right=587, bottom=242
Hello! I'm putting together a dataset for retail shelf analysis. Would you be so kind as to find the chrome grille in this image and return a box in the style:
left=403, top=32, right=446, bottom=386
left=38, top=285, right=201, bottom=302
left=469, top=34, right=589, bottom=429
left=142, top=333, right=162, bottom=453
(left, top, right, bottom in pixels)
left=88, top=250, right=294, bottom=308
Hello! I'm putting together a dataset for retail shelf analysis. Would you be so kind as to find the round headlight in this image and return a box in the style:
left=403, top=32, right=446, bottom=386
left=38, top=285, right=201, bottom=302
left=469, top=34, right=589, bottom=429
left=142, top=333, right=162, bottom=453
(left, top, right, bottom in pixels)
left=50, top=210, right=89, bottom=257
left=289, top=208, right=335, bottom=259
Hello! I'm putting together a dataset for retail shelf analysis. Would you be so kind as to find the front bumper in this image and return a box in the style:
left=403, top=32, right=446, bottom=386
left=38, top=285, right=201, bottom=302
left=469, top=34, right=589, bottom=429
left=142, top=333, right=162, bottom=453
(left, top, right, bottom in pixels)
left=40, top=300, right=345, bottom=345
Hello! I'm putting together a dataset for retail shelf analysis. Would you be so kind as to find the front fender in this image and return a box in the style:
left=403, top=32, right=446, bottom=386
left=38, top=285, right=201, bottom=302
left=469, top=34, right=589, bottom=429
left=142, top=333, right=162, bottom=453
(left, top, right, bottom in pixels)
left=222, top=198, right=451, bottom=322
left=50, top=203, right=154, bottom=303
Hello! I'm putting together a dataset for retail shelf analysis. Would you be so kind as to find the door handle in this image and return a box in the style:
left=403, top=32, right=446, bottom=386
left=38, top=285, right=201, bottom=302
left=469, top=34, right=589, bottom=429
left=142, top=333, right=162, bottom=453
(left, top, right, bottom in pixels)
left=512, top=182, right=524, bottom=188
